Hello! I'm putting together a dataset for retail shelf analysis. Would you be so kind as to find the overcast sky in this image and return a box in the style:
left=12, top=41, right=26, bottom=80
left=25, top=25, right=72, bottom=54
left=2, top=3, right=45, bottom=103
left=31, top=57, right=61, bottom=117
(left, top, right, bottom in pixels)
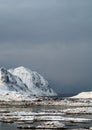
left=0, top=0, right=92, bottom=95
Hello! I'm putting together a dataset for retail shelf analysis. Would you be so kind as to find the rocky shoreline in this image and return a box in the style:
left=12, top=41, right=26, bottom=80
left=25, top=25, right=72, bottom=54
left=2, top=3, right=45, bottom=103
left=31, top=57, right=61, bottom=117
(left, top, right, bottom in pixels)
left=0, top=98, right=92, bottom=130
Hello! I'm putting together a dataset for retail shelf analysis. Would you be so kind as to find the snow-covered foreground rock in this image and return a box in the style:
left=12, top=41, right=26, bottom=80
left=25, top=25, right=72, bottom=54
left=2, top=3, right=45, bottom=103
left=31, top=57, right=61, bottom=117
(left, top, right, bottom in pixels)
left=0, top=66, right=57, bottom=100
left=71, top=92, right=92, bottom=99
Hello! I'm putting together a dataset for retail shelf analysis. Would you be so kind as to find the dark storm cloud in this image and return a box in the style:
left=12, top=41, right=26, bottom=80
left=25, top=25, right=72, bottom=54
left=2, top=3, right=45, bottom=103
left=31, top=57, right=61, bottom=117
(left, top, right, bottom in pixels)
left=0, top=0, right=92, bottom=94
left=0, top=0, right=92, bottom=44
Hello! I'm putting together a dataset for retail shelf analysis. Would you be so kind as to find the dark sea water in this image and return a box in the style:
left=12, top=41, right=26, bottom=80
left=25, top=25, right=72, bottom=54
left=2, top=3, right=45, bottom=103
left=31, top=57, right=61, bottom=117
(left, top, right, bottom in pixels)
left=0, top=122, right=17, bottom=130
left=0, top=119, right=92, bottom=130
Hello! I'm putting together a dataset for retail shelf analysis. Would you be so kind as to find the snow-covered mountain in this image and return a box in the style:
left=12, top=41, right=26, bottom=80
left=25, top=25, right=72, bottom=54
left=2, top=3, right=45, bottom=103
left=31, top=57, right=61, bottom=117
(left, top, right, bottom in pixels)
left=0, top=66, right=57, bottom=100
left=9, top=66, right=56, bottom=96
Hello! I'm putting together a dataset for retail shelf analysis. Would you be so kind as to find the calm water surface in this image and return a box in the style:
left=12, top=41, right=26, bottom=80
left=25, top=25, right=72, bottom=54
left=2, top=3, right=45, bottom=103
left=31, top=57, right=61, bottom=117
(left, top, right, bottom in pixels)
left=0, top=105, right=92, bottom=130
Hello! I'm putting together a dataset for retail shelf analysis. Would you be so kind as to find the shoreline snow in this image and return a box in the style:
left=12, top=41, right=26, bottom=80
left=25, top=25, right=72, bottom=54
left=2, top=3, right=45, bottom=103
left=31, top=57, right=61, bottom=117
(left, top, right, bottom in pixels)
left=71, top=92, right=92, bottom=99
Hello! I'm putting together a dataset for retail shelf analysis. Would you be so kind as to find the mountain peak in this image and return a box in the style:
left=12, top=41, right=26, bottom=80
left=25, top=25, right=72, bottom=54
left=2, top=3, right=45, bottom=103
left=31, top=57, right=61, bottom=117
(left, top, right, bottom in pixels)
left=14, top=66, right=31, bottom=72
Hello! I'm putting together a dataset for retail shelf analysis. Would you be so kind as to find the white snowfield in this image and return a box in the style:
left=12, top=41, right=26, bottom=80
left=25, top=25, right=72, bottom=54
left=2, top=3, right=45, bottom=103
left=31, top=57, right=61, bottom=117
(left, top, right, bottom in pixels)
left=71, top=92, right=92, bottom=99
left=0, top=66, right=57, bottom=100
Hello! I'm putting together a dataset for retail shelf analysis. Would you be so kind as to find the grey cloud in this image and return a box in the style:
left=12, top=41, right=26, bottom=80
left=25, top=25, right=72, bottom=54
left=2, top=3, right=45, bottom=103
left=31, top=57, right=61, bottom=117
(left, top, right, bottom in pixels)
left=0, top=0, right=92, bottom=44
